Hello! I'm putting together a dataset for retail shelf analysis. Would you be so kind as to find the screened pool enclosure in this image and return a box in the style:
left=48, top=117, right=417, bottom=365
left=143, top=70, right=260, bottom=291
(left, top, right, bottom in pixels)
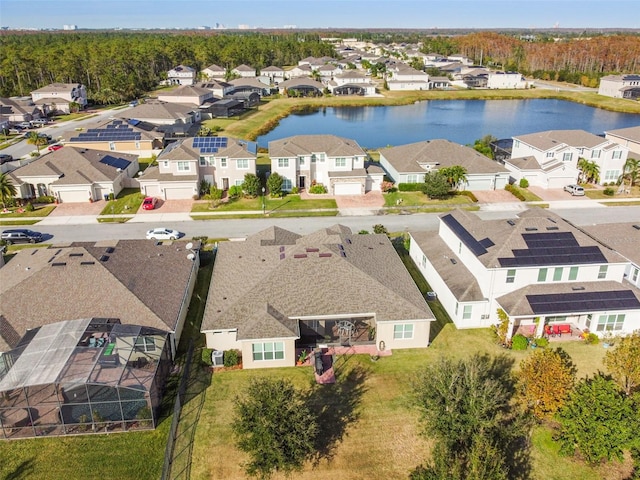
left=0, top=318, right=171, bottom=439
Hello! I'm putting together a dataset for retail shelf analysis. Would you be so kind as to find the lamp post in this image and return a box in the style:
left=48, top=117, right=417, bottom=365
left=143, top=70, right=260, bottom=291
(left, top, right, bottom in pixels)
left=261, top=187, right=266, bottom=215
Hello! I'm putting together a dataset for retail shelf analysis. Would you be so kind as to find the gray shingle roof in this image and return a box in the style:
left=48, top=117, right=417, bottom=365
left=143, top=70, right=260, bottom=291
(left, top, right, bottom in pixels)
left=582, top=222, right=640, bottom=266
left=201, top=226, right=434, bottom=340
left=513, top=130, right=608, bottom=150
left=115, top=101, right=195, bottom=120
left=605, top=126, right=640, bottom=143
left=269, top=135, right=366, bottom=158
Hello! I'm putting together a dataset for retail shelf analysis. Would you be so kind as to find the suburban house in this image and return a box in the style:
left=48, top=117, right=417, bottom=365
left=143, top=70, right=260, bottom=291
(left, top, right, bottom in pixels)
left=138, top=136, right=256, bottom=199
left=0, top=97, right=43, bottom=122
left=0, top=239, right=200, bottom=357
left=30, top=83, right=87, bottom=114
left=259, top=66, right=286, bottom=84
left=8, top=147, right=139, bottom=203
left=197, top=80, right=233, bottom=98
left=115, top=100, right=201, bottom=126
left=386, top=66, right=430, bottom=91
left=605, top=125, right=640, bottom=157
left=156, top=85, right=214, bottom=106
left=201, top=225, right=435, bottom=369
left=166, top=65, right=196, bottom=85
left=429, top=76, right=452, bottom=89
left=378, top=139, right=510, bottom=190
left=268, top=134, right=383, bottom=194
left=201, top=63, right=226, bottom=80
left=409, top=208, right=640, bottom=340
left=63, top=118, right=165, bottom=156
left=505, top=129, right=630, bottom=188
left=286, top=64, right=313, bottom=78
left=201, top=98, right=245, bottom=118
left=328, top=71, right=377, bottom=96
left=227, top=78, right=271, bottom=96
left=232, top=64, right=256, bottom=78
left=487, top=71, right=529, bottom=89
left=598, top=74, right=640, bottom=99
left=277, top=78, right=324, bottom=97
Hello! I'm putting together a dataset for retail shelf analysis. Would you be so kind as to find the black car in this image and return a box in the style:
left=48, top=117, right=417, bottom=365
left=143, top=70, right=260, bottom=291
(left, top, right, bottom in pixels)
left=0, top=154, right=14, bottom=164
left=1, top=229, right=44, bottom=244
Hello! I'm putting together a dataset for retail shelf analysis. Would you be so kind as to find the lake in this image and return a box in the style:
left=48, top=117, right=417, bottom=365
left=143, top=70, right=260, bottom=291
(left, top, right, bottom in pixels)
left=256, top=99, right=640, bottom=149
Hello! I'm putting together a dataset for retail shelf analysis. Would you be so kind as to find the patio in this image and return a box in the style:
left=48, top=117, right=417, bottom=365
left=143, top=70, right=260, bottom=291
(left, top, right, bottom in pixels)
left=514, top=322, right=584, bottom=342
left=298, top=318, right=375, bottom=348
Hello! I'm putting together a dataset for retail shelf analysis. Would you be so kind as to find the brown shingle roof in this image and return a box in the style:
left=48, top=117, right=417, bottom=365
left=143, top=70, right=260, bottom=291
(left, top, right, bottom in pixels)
left=513, top=130, right=608, bottom=150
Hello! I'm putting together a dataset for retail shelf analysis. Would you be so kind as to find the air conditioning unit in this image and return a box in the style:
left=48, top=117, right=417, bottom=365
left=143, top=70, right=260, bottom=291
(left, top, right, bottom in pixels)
left=211, top=350, right=224, bottom=367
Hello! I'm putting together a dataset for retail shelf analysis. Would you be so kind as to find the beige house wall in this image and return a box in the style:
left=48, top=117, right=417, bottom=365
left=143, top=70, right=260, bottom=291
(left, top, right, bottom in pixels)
left=68, top=140, right=156, bottom=156
left=205, top=330, right=241, bottom=351
left=377, top=319, right=431, bottom=350
left=240, top=338, right=297, bottom=369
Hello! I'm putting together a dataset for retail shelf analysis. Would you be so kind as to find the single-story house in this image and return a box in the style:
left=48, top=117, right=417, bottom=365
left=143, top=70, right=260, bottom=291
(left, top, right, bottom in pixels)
left=0, top=97, right=43, bottom=122
left=379, top=139, right=510, bottom=190
left=278, top=78, right=324, bottom=97
left=156, top=85, right=214, bottom=106
left=115, top=100, right=201, bottom=126
left=201, top=225, right=435, bottom=369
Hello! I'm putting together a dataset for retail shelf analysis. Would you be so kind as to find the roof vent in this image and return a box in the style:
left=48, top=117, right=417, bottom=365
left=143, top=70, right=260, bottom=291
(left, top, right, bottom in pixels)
left=546, top=226, right=559, bottom=231
left=450, top=258, right=457, bottom=265
left=525, top=227, right=538, bottom=231
left=571, top=286, right=586, bottom=291
left=105, top=247, right=115, bottom=254
left=279, top=253, right=285, bottom=260
left=507, top=220, right=516, bottom=226
left=633, top=225, right=640, bottom=230
left=319, top=253, right=332, bottom=258
left=80, top=261, right=95, bottom=266
left=70, top=253, right=83, bottom=257
left=100, top=255, right=109, bottom=262
left=340, top=251, right=346, bottom=257
left=294, top=254, right=307, bottom=259
left=279, top=246, right=285, bottom=252
left=51, top=262, right=66, bottom=267
left=547, top=217, right=557, bottom=224
left=306, top=247, right=319, bottom=252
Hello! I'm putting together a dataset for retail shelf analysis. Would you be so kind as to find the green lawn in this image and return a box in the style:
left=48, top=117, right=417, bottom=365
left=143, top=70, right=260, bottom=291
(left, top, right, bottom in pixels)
left=99, top=188, right=144, bottom=215
left=191, top=194, right=337, bottom=213
left=383, top=191, right=474, bottom=207
left=0, top=205, right=55, bottom=218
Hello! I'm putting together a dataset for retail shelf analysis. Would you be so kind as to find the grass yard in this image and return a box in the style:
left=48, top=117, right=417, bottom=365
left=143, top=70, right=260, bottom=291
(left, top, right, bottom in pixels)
left=383, top=191, right=474, bottom=207
left=99, top=188, right=144, bottom=216
left=0, top=205, right=55, bottom=218
left=191, top=194, right=337, bottom=213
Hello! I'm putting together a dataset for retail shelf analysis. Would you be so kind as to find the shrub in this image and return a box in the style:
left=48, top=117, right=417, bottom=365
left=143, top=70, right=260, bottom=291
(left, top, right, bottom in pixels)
left=535, top=337, right=549, bottom=348
left=25, top=202, right=34, bottom=212
left=505, top=183, right=526, bottom=201
left=290, top=186, right=299, bottom=194
left=228, top=185, right=243, bottom=198
left=511, top=334, right=529, bottom=350
left=455, top=190, right=478, bottom=202
left=519, top=178, right=530, bottom=188
left=584, top=333, right=599, bottom=345
left=208, top=185, right=223, bottom=200
left=373, top=224, right=389, bottom=235
left=380, top=180, right=395, bottom=193
left=201, top=348, right=213, bottom=366
left=224, top=349, right=240, bottom=367
left=34, top=195, right=55, bottom=204
left=358, top=229, right=369, bottom=234
left=398, top=182, right=425, bottom=192
left=603, top=187, right=615, bottom=196
left=308, top=183, right=327, bottom=194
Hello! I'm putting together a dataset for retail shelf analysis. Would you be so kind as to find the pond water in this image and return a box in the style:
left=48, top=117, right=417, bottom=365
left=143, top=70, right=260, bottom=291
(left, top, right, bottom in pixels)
left=256, top=99, right=640, bottom=149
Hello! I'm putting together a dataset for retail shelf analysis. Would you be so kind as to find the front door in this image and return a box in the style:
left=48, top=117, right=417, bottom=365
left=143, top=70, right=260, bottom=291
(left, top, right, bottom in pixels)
left=222, top=178, right=229, bottom=190
left=299, top=176, right=306, bottom=189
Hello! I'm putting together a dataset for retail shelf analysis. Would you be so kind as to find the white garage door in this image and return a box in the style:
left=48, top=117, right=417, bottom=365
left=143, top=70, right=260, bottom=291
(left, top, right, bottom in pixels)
left=466, top=177, right=493, bottom=191
left=144, top=185, right=162, bottom=197
left=548, top=176, right=576, bottom=189
left=334, top=183, right=361, bottom=195
left=164, top=187, right=194, bottom=200
left=59, top=190, right=90, bottom=203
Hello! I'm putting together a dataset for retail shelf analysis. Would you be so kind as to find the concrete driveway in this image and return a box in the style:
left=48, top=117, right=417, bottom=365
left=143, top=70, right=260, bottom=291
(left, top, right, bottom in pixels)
left=473, top=189, right=521, bottom=203
left=49, top=200, right=106, bottom=216
left=137, top=198, right=194, bottom=214
left=528, top=186, right=589, bottom=202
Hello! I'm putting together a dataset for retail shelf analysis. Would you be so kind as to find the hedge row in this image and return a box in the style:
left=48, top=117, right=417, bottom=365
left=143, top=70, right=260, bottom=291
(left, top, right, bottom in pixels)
left=505, top=184, right=526, bottom=201
left=398, top=183, right=426, bottom=192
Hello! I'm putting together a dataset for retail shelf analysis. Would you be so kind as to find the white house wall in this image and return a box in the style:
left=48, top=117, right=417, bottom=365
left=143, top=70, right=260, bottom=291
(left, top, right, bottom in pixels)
left=205, top=330, right=241, bottom=351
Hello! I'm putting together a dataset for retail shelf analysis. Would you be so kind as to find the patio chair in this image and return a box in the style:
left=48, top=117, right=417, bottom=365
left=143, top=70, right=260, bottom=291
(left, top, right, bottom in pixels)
left=552, top=325, right=561, bottom=337
left=544, top=325, right=553, bottom=337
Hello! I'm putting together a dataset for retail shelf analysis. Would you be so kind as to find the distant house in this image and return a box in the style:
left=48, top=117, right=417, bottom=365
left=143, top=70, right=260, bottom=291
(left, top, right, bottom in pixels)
left=378, top=140, right=510, bottom=190
left=505, top=129, right=630, bottom=188
left=157, top=85, right=213, bottom=106
left=269, top=134, right=383, bottom=194
left=138, top=136, right=256, bottom=199
left=259, top=66, right=286, bottom=83
left=286, top=64, right=313, bottom=78
left=328, top=71, right=376, bottom=96
left=227, top=77, right=271, bottom=96
left=598, top=74, right=640, bottom=99
left=386, top=67, right=430, bottom=91
left=201, top=63, right=226, bottom=80
left=487, top=71, right=529, bottom=89
left=201, top=225, right=435, bottom=369
left=0, top=97, right=44, bottom=123
left=30, top=83, right=87, bottom=114
left=9, top=147, right=139, bottom=203
left=605, top=126, right=640, bottom=157
left=232, top=64, right=256, bottom=78
left=429, top=76, right=451, bottom=89
left=166, top=65, right=196, bottom=86
left=115, top=100, right=201, bottom=126
left=277, top=78, right=324, bottom=97
left=196, top=80, right=233, bottom=98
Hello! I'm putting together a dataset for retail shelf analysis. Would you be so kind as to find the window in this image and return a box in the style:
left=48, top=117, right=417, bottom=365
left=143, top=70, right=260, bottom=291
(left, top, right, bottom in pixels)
left=199, top=157, right=206, bottom=167
left=592, top=149, right=601, bottom=159
left=578, top=148, right=584, bottom=155
left=632, top=268, right=639, bottom=283
left=568, top=266, right=578, bottom=281
left=546, top=152, right=554, bottom=158
left=612, top=150, right=622, bottom=159
left=586, top=314, right=592, bottom=329
left=282, top=178, right=292, bottom=190
left=406, top=174, right=419, bottom=183
left=597, top=314, right=625, bottom=332
left=135, top=141, right=140, bottom=150
left=318, top=153, right=325, bottom=162
left=462, top=305, right=472, bottom=320
left=537, top=268, right=548, bottom=282
left=134, top=336, right=156, bottom=352
left=393, top=324, right=414, bottom=339
left=220, top=158, right=227, bottom=168
left=421, top=254, right=427, bottom=268
left=252, top=341, right=284, bottom=361
left=335, top=157, right=346, bottom=167
left=604, top=170, right=620, bottom=182
left=298, top=156, right=305, bottom=166
left=598, top=265, right=608, bottom=279
left=237, top=159, right=249, bottom=169
left=162, top=161, right=169, bottom=168
left=455, top=303, right=459, bottom=316
left=235, top=179, right=243, bottom=186
left=514, top=140, right=520, bottom=148
left=109, top=142, right=116, bottom=151
left=506, top=269, right=516, bottom=283
left=177, top=161, right=190, bottom=172
left=553, top=267, right=563, bottom=281
left=311, top=154, right=316, bottom=163
left=562, top=152, right=572, bottom=162
left=278, top=158, right=289, bottom=168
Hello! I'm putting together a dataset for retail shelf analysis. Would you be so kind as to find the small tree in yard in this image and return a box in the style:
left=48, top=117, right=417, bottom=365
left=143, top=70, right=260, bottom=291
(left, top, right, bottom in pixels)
left=557, top=373, right=638, bottom=464
left=242, top=173, right=261, bottom=198
left=232, top=378, right=317, bottom=479
left=372, top=224, right=388, bottom=235
left=423, top=171, right=450, bottom=199
left=604, top=330, right=640, bottom=396
left=0, top=173, right=17, bottom=208
left=266, top=171, right=284, bottom=197
left=518, top=347, right=576, bottom=419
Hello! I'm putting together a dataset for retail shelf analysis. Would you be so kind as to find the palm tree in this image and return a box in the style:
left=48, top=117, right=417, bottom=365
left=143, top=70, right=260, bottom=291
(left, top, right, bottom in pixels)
left=619, top=157, right=639, bottom=189
left=439, top=165, right=468, bottom=190
left=27, top=131, right=47, bottom=153
left=577, top=158, right=600, bottom=184
left=0, top=172, right=17, bottom=208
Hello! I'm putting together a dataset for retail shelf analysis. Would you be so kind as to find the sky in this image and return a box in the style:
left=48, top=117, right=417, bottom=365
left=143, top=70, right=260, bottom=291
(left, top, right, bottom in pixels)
left=1, top=0, right=638, bottom=30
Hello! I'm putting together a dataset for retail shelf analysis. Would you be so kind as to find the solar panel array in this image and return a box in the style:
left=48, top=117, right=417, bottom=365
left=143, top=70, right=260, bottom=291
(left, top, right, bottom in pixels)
left=192, top=136, right=228, bottom=154
left=70, top=123, right=141, bottom=143
left=526, top=290, right=640, bottom=315
left=441, top=214, right=488, bottom=257
left=498, top=231, right=607, bottom=267
left=99, top=155, right=132, bottom=170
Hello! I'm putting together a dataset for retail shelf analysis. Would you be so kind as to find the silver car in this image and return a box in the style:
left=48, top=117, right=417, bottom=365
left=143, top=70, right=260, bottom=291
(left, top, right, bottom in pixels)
left=563, top=184, right=585, bottom=196
left=146, top=227, right=182, bottom=240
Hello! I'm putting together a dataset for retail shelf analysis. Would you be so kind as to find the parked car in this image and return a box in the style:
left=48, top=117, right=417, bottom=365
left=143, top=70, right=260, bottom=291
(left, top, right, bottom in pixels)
left=146, top=227, right=182, bottom=241
left=37, top=133, right=53, bottom=142
left=564, top=184, right=585, bottom=196
left=142, top=197, right=158, bottom=210
left=8, top=127, right=24, bottom=135
left=0, top=154, right=14, bottom=164
left=1, top=229, right=44, bottom=244
left=31, top=118, right=49, bottom=126
left=48, top=144, right=63, bottom=152
left=16, top=121, right=33, bottom=129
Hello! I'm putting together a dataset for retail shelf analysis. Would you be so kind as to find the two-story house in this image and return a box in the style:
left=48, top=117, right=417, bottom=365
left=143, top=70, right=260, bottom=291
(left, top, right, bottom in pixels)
left=166, top=65, right=196, bottom=86
left=232, top=64, right=256, bottom=78
left=385, top=66, right=430, bottom=91
left=268, top=134, right=382, bottom=195
left=201, top=63, right=226, bottom=80
left=487, top=71, right=529, bottom=89
left=598, top=74, right=640, bottom=99
left=378, top=139, right=510, bottom=190
left=328, top=71, right=376, bottom=96
left=505, top=129, right=630, bottom=188
left=605, top=126, right=640, bottom=157
left=30, top=83, right=87, bottom=114
left=409, top=208, right=640, bottom=340
left=138, top=136, right=256, bottom=199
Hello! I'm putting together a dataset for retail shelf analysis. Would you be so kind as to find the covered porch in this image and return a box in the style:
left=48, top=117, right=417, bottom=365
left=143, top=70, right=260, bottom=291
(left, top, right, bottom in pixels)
left=297, top=316, right=376, bottom=349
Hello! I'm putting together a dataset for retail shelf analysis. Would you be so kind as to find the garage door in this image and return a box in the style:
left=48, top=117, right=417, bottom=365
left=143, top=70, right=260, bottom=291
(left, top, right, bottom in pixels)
left=334, top=183, right=361, bottom=195
left=548, top=176, right=576, bottom=189
left=466, top=177, right=493, bottom=190
left=164, top=187, right=194, bottom=200
left=58, top=190, right=90, bottom=203
left=144, top=185, right=162, bottom=197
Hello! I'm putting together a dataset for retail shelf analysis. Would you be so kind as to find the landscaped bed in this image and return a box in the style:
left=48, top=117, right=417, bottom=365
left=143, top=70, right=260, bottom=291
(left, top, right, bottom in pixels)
left=191, top=194, right=337, bottom=213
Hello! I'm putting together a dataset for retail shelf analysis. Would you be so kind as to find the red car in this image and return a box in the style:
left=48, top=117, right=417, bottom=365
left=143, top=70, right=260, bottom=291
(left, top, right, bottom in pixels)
left=48, top=144, right=63, bottom=152
left=142, top=197, right=157, bottom=210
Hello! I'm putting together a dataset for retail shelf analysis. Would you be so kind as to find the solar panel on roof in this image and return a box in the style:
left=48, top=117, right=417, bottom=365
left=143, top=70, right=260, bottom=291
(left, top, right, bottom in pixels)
left=441, top=214, right=487, bottom=257
left=100, top=155, right=132, bottom=170
left=128, top=119, right=141, bottom=126
left=526, top=290, right=640, bottom=314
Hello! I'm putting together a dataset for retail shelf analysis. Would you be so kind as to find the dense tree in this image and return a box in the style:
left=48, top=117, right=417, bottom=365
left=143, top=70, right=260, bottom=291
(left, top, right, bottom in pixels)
left=620, top=157, right=639, bottom=188
left=557, top=374, right=638, bottom=464
left=413, top=354, right=530, bottom=480
left=472, top=135, right=497, bottom=159
left=232, top=378, right=317, bottom=479
left=423, top=171, right=451, bottom=199
left=241, top=173, right=262, bottom=198
left=604, top=331, right=640, bottom=396
left=577, top=158, right=600, bottom=184
left=438, top=165, right=468, bottom=190
left=0, top=173, right=17, bottom=208
left=26, top=131, right=48, bottom=152
left=518, top=347, right=576, bottom=419
left=266, top=171, right=284, bottom=197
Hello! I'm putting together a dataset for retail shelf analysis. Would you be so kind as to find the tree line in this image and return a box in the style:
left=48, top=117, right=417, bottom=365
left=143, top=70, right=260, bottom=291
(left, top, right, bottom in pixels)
left=0, top=32, right=335, bottom=103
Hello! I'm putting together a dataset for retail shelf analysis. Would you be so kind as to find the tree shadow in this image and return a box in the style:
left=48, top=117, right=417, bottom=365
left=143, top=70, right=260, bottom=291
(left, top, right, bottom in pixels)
left=4, top=459, right=35, bottom=480
left=304, top=363, right=369, bottom=466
